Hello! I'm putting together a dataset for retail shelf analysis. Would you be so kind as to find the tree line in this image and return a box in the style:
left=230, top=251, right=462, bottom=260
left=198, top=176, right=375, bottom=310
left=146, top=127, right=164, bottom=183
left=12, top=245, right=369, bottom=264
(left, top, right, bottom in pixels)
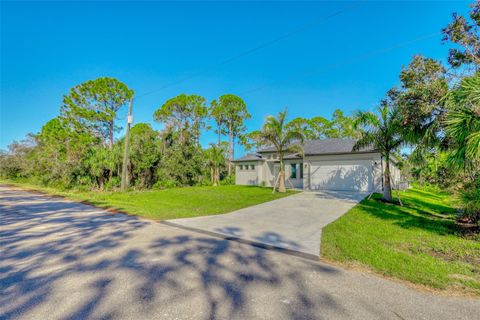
left=1, top=1, right=478, bottom=224
left=0, top=80, right=360, bottom=190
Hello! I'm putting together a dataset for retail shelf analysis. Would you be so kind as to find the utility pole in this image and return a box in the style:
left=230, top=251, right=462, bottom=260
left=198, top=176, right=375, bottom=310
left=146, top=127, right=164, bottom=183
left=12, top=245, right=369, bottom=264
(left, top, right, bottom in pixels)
left=121, top=96, right=134, bottom=192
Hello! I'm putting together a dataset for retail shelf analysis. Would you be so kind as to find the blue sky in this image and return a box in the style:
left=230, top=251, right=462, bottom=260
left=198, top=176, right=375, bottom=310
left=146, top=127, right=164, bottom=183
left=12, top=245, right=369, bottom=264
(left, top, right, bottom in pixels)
left=0, top=1, right=469, bottom=156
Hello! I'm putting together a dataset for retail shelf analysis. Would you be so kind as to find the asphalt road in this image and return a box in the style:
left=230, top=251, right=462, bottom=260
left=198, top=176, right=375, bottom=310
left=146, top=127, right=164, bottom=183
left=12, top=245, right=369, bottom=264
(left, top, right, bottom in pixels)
left=1, top=185, right=479, bottom=320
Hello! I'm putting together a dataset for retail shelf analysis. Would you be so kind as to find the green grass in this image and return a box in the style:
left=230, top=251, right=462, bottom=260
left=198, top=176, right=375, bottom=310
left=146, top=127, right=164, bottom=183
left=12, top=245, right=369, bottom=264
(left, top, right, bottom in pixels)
left=1, top=180, right=296, bottom=220
left=321, top=188, right=480, bottom=295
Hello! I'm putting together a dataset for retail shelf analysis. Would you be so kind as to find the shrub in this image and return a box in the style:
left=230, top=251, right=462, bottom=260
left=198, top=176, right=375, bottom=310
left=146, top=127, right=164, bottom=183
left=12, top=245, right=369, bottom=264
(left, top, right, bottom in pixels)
left=220, top=175, right=235, bottom=185
left=105, top=177, right=121, bottom=191
left=153, top=179, right=179, bottom=190
left=457, top=181, right=480, bottom=224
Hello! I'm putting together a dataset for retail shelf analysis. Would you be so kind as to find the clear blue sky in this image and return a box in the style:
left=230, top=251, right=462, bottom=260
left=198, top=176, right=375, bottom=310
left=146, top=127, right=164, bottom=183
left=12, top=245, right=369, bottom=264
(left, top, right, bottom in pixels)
left=0, top=1, right=469, bottom=156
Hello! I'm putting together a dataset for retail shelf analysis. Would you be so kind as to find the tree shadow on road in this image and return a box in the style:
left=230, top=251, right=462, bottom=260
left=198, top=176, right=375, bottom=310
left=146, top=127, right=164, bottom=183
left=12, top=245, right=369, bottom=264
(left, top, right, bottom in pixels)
left=0, top=188, right=345, bottom=319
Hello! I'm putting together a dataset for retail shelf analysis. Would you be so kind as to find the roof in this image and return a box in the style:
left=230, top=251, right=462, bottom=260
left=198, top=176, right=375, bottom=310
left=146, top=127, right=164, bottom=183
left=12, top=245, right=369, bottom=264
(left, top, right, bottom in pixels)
left=257, top=138, right=376, bottom=155
left=231, top=153, right=265, bottom=162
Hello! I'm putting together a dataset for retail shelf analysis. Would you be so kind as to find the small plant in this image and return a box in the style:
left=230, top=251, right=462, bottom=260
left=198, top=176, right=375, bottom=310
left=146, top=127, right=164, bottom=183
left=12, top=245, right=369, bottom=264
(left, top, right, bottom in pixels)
left=457, top=181, right=480, bottom=225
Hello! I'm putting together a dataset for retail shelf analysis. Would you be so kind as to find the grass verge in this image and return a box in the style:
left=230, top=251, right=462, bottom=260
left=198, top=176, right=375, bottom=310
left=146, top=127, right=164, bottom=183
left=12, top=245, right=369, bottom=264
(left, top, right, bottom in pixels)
left=321, top=188, right=480, bottom=296
left=0, top=179, right=296, bottom=220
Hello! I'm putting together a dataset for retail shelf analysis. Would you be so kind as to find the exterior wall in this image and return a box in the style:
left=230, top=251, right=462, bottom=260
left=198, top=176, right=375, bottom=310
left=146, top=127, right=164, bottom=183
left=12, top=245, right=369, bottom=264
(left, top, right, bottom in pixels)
left=261, top=159, right=303, bottom=189
left=235, top=161, right=262, bottom=186
left=388, top=160, right=402, bottom=189
left=234, top=152, right=402, bottom=192
left=283, top=159, right=304, bottom=189
left=264, top=161, right=276, bottom=187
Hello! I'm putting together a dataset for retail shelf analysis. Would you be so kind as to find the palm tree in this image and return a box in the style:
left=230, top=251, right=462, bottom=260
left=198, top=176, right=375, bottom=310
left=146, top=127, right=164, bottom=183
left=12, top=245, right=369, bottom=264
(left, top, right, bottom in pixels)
left=444, top=72, right=480, bottom=169
left=444, top=72, right=480, bottom=223
left=353, top=94, right=403, bottom=202
left=251, top=109, right=304, bottom=193
left=205, top=143, right=226, bottom=186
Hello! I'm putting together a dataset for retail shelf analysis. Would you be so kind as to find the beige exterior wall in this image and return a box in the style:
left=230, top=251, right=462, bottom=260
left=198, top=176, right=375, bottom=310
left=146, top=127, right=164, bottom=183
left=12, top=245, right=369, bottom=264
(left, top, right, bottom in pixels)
left=235, top=161, right=262, bottom=186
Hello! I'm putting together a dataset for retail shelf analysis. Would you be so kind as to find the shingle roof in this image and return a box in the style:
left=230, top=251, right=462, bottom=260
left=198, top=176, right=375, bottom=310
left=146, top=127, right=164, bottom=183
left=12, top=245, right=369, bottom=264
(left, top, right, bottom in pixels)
left=257, top=138, right=375, bottom=155
left=231, top=153, right=265, bottom=162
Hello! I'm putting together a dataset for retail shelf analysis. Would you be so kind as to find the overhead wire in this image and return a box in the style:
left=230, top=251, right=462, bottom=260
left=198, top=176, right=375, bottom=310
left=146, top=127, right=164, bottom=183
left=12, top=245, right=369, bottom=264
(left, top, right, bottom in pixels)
left=136, top=1, right=365, bottom=98
left=240, top=32, right=439, bottom=95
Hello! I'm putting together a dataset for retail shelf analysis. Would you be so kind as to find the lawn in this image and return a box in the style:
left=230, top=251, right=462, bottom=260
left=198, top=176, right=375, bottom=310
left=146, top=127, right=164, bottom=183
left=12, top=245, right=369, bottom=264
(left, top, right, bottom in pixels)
left=1, top=180, right=296, bottom=220
left=321, top=188, right=480, bottom=295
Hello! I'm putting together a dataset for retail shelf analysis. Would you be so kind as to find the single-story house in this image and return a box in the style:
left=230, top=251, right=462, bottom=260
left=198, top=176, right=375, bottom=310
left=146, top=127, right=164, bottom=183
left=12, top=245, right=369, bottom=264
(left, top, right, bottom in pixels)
left=233, top=138, right=401, bottom=192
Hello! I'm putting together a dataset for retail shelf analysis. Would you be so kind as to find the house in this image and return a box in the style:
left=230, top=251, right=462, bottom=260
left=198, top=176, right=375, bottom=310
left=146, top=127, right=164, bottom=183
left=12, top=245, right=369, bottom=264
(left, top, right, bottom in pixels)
left=233, top=138, right=401, bottom=192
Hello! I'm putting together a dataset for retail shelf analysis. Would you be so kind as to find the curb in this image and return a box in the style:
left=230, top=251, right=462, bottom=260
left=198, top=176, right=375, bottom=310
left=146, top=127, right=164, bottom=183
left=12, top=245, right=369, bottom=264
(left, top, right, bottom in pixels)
left=161, top=220, right=320, bottom=261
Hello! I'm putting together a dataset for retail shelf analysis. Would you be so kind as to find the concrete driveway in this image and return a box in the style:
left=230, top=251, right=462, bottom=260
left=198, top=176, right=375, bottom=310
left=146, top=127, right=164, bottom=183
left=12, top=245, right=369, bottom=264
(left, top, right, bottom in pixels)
left=166, top=191, right=367, bottom=258
left=1, top=185, right=479, bottom=320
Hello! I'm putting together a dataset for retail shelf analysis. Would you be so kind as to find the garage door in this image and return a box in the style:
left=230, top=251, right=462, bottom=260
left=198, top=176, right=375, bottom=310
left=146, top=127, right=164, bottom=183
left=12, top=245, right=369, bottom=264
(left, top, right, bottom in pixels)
left=309, top=160, right=372, bottom=192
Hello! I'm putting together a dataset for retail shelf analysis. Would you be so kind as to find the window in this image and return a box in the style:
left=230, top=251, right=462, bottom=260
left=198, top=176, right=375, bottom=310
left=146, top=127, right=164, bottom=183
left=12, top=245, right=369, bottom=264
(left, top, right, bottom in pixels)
left=300, top=163, right=304, bottom=179
left=239, top=165, right=243, bottom=170
left=290, top=163, right=297, bottom=179
left=250, top=165, right=255, bottom=170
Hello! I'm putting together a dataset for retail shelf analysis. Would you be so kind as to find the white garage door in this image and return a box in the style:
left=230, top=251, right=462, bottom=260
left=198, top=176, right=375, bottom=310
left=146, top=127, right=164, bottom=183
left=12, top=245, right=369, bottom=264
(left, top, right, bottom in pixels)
left=309, top=160, right=372, bottom=192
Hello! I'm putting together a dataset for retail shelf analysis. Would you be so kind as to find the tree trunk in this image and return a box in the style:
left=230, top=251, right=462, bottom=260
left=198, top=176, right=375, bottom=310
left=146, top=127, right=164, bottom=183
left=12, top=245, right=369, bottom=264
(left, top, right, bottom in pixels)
left=214, top=167, right=219, bottom=186
left=227, top=130, right=233, bottom=175
left=211, top=167, right=217, bottom=186
left=383, top=155, right=393, bottom=202
left=109, top=121, right=114, bottom=149
left=217, top=126, right=221, bottom=145
left=278, top=158, right=286, bottom=193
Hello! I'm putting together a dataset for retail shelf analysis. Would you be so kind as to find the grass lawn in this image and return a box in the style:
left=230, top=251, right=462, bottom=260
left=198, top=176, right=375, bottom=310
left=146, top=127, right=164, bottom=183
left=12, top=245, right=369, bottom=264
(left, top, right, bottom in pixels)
left=321, top=188, right=480, bottom=295
left=1, top=180, right=296, bottom=220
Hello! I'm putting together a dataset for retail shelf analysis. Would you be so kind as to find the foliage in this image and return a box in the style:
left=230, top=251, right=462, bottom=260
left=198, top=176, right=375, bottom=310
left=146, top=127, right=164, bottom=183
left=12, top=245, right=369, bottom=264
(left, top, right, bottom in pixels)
left=0, top=137, right=35, bottom=179
left=322, top=188, right=480, bottom=295
left=204, top=142, right=227, bottom=186
left=156, top=135, right=204, bottom=187
left=154, top=94, right=208, bottom=145
left=457, top=180, right=480, bottom=224
left=61, top=77, right=133, bottom=148
left=444, top=72, right=480, bottom=224
left=285, top=109, right=360, bottom=140
left=32, top=117, right=99, bottom=188
left=210, top=94, right=250, bottom=174
left=442, top=1, right=480, bottom=72
left=445, top=72, right=480, bottom=167
left=248, top=109, right=304, bottom=193
left=353, top=90, right=404, bottom=202
left=397, top=55, right=449, bottom=164
left=128, top=123, right=161, bottom=188
left=408, top=152, right=459, bottom=189
left=329, top=109, right=361, bottom=139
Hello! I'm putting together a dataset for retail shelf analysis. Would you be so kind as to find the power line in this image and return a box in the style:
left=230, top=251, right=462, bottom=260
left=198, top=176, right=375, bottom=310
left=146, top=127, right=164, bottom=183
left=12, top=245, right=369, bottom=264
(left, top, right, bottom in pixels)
left=137, top=1, right=365, bottom=99
left=240, top=32, right=439, bottom=95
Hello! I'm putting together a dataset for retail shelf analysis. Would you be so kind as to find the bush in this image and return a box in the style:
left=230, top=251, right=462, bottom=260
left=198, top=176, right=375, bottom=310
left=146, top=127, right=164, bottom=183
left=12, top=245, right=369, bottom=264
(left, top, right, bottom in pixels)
left=153, top=179, right=179, bottom=190
left=457, top=181, right=480, bottom=224
left=105, top=177, right=121, bottom=191
left=220, top=175, right=235, bottom=186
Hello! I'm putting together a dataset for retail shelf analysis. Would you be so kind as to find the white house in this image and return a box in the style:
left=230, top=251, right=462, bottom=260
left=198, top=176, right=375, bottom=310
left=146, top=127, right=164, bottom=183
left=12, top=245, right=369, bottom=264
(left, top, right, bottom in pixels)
left=233, top=138, right=401, bottom=192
